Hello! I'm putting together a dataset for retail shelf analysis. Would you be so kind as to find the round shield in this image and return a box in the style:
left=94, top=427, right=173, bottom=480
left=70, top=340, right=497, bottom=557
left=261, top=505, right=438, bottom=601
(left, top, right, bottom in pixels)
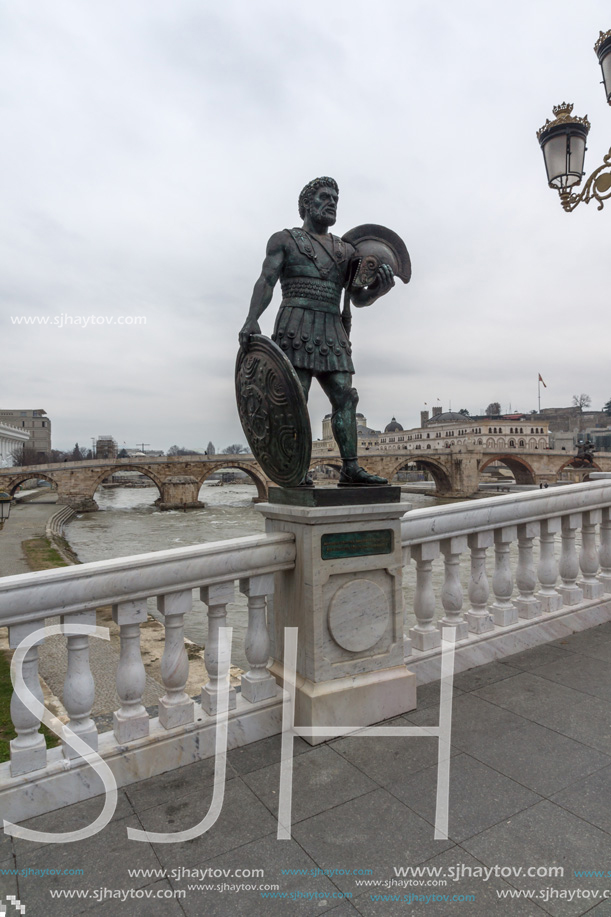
left=235, top=334, right=312, bottom=488
left=342, top=223, right=411, bottom=289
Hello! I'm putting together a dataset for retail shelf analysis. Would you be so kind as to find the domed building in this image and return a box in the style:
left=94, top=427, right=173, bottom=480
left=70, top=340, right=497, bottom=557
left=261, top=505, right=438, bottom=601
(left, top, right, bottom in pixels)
left=384, top=417, right=404, bottom=433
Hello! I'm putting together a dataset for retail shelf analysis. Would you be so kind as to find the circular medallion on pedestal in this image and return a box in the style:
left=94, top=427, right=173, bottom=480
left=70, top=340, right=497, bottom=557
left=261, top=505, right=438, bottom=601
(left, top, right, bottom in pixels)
left=327, top=579, right=389, bottom=653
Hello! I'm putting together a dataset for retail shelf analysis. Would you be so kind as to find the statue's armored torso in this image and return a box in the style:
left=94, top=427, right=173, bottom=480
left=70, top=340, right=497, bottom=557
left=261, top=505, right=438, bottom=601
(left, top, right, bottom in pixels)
left=272, top=228, right=356, bottom=375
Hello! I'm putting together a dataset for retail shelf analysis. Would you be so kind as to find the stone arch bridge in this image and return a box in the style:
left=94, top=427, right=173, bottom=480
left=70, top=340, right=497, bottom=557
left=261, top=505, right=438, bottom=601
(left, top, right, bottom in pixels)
left=2, top=447, right=611, bottom=509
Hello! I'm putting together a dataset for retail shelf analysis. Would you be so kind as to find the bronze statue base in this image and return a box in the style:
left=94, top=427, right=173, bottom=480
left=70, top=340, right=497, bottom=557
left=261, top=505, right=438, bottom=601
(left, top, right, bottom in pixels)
left=268, top=486, right=401, bottom=507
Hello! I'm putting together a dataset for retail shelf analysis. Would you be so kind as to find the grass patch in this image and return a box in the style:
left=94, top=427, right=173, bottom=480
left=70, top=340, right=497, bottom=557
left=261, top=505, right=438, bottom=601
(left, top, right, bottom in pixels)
left=22, top=537, right=69, bottom=571
left=0, top=651, right=60, bottom=764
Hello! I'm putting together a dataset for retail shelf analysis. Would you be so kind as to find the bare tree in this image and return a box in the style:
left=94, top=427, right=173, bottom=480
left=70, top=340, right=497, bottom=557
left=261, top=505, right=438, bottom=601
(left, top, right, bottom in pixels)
left=10, top=446, right=42, bottom=466
left=222, top=444, right=248, bottom=454
left=485, top=402, right=501, bottom=417
left=572, top=394, right=591, bottom=411
left=206, top=441, right=216, bottom=455
left=167, top=445, right=201, bottom=456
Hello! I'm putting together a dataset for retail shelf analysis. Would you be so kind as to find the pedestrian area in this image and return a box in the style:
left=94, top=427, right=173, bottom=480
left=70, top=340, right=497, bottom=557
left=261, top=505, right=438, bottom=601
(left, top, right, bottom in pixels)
left=3, top=624, right=611, bottom=917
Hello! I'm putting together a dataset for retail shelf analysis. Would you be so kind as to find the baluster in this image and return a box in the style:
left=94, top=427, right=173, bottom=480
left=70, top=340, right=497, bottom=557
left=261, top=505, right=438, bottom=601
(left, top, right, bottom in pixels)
left=537, top=518, right=562, bottom=612
left=9, top=621, right=46, bottom=776
left=558, top=514, right=584, bottom=606
left=439, top=536, right=468, bottom=641
left=200, top=582, right=237, bottom=715
left=60, top=609, right=98, bottom=758
left=239, top=574, right=277, bottom=702
left=409, top=542, right=441, bottom=650
left=112, top=600, right=150, bottom=742
left=466, top=531, right=494, bottom=634
left=599, top=507, right=611, bottom=593
left=579, top=510, right=604, bottom=599
left=515, top=522, right=541, bottom=618
left=491, top=526, right=518, bottom=626
left=157, top=591, right=194, bottom=728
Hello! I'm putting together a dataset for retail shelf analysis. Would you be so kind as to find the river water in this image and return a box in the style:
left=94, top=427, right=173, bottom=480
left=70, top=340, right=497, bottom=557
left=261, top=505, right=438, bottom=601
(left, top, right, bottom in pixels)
left=66, top=483, right=440, bottom=670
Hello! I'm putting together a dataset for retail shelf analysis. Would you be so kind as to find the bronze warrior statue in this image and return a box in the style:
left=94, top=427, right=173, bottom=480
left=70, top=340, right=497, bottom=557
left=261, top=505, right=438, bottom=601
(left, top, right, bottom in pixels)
left=239, top=176, right=400, bottom=486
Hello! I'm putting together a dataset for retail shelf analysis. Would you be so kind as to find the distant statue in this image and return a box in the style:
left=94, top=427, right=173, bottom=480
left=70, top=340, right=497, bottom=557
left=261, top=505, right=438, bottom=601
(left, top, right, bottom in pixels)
left=239, top=177, right=409, bottom=486
left=575, top=439, right=596, bottom=466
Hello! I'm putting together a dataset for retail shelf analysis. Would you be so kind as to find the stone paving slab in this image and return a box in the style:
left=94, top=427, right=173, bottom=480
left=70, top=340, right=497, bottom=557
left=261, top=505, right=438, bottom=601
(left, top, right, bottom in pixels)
left=84, top=879, right=186, bottom=916
left=465, top=720, right=611, bottom=797
left=451, top=659, right=522, bottom=693
left=242, top=744, right=377, bottom=824
left=473, top=672, right=611, bottom=755
left=138, top=777, right=278, bottom=870
left=176, top=831, right=349, bottom=917
left=351, top=847, right=550, bottom=916
left=550, top=764, right=611, bottom=835
left=330, top=715, right=460, bottom=787
left=528, top=653, right=611, bottom=702
left=227, top=731, right=312, bottom=775
left=386, top=752, right=542, bottom=843
left=462, top=799, right=611, bottom=917
left=124, top=755, right=237, bottom=814
left=291, top=789, right=454, bottom=894
left=499, top=643, right=577, bottom=671
left=14, top=813, right=161, bottom=917
left=405, top=693, right=530, bottom=750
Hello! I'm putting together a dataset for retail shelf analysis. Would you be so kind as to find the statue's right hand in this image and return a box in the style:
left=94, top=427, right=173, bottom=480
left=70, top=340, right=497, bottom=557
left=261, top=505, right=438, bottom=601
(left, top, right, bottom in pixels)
left=238, top=319, right=261, bottom=350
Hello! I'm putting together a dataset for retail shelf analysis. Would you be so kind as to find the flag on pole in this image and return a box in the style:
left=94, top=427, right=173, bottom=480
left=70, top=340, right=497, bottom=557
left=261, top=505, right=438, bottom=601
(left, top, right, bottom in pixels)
left=538, top=374, right=547, bottom=388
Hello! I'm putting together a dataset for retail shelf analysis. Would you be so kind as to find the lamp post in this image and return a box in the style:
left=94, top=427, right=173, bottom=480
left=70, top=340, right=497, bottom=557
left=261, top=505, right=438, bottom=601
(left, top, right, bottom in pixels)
left=537, top=29, right=611, bottom=212
left=0, top=492, right=11, bottom=531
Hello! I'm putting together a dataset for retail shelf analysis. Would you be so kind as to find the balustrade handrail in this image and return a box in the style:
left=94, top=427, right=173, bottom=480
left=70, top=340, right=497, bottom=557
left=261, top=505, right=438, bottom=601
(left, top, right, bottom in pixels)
left=401, top=480, right=611, bottom=547
left=0, top=532, right=296, bottom=627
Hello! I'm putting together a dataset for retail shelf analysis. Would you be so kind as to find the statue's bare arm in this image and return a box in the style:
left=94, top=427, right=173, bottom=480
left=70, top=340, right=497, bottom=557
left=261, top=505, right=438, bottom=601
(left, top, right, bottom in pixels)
left=239, top=232, right=286, bottom=348
left=350, top=263, right=395, bottom=308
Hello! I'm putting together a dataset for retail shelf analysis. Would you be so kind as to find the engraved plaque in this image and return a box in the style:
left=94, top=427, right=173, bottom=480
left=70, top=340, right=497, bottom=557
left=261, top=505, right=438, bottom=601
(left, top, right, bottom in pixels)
left=321, top=529, right=393, bottom=560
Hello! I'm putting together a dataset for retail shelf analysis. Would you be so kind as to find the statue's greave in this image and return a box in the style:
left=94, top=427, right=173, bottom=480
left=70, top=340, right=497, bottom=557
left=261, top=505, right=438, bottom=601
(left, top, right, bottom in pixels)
left=331, top=387, right=359, bottom=461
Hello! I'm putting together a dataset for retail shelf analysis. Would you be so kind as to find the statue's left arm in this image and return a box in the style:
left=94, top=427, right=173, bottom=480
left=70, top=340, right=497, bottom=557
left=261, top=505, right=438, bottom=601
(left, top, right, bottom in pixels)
left=350, top=264, right=395, bottom=308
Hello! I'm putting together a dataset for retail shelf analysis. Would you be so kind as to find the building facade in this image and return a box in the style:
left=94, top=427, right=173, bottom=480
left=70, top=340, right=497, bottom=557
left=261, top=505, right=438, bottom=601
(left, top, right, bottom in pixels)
left=311, top=407, right=550, bottom=459
left=0, top=409, right=51, bottom=460
left=0, top=422, right=31, bottom=467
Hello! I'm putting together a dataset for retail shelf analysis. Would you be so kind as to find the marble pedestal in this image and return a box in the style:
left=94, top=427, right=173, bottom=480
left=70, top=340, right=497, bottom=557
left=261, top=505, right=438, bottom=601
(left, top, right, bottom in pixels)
left=258, top=496, right=416, bottom=746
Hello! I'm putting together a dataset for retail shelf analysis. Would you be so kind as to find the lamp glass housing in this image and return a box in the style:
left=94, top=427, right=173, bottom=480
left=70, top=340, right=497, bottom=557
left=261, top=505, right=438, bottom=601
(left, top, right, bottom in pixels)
left=540, top=123, right=588, bottom=190
left=0, top=493, right=11, bottom=524
left=596, top=31, right=611, bottom=105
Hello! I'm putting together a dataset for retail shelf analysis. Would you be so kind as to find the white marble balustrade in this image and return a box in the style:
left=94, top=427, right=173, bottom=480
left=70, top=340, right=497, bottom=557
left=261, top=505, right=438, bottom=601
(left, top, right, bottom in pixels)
left=401, top=480, right=611, bottom=681
left=0, top=533, right=295, bottom=783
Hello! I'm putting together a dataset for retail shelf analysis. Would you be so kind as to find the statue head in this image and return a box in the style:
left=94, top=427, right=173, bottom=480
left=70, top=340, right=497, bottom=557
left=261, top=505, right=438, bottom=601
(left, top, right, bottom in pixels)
left=298, top=177, right=339, bottom=222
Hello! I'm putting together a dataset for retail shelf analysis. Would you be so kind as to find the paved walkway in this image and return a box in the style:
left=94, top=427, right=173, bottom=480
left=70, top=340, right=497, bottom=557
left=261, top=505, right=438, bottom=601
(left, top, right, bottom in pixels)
left=3, top=625, right=611, bottom=916
left=0, top=493, right=59, bottom=577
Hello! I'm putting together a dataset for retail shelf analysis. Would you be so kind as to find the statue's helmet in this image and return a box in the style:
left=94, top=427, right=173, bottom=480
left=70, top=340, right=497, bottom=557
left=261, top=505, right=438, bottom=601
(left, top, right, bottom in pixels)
left=298, top=177, right=339, bottom=219
left=342, top=224, right=412, bottom=288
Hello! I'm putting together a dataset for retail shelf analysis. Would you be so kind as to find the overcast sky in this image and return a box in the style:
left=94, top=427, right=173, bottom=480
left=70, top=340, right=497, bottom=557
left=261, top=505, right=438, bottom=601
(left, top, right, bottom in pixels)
left=2, top=0, right=610, bottom=452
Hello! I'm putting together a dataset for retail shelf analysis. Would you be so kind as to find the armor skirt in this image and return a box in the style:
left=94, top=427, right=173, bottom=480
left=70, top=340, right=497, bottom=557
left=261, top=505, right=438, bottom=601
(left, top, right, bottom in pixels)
left=272, top=304, right=354, bottom=375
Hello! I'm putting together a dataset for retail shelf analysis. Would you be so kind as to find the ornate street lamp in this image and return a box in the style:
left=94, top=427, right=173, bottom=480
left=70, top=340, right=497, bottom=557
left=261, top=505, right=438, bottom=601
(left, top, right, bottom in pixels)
left=0, top=492, right=11, bottom=530
left=537, top=30, right=611, bottom=212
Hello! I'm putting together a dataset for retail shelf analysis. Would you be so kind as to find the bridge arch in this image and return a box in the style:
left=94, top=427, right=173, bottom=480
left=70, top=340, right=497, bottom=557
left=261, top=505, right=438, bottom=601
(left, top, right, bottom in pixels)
left=479, top=454, right=536, bottom=485
left=198, top=462, right=269, bottom=501
left=386, top=457, right=453, bottom=494
left=89, top=465, right=165, bottom=503
left=4, top=472, right=58, bottom=496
